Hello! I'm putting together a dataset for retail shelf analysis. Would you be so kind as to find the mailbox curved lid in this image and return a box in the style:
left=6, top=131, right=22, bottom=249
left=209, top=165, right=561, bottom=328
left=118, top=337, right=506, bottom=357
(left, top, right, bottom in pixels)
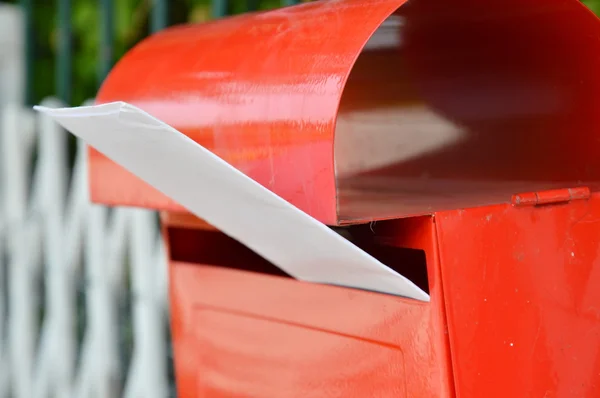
left=94, top=0, right=600, bottom=225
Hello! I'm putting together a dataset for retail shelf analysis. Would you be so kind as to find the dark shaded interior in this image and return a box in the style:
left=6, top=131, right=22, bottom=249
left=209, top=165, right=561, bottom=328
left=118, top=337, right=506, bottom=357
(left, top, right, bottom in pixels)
left=167, top=223, right=430, bottom=295
left=335, top=0, right=600, bottom=222
left=168, top=227, right=292, bottom=278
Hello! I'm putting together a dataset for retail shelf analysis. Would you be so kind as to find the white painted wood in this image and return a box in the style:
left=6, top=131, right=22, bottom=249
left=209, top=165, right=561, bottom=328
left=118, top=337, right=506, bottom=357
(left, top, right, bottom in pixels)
left=0, top=98, right=169, bottom=398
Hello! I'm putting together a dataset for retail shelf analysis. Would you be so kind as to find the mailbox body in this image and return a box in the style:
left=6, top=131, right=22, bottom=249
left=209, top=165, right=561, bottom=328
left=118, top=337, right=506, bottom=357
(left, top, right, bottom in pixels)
left=90, top=0, right=600, bottom=396
left=160, top=191, right=600, bottom=398
left=162, top=214, right=452, bottom=397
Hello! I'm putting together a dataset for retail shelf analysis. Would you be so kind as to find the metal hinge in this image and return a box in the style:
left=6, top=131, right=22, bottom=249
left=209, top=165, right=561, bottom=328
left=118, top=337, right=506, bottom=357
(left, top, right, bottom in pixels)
left=512, top=187, right=591, bottom=207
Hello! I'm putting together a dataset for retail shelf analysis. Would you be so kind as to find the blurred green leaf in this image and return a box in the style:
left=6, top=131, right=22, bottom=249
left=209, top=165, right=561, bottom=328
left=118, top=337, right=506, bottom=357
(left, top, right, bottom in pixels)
left=583, top=0, right=600, bottom=14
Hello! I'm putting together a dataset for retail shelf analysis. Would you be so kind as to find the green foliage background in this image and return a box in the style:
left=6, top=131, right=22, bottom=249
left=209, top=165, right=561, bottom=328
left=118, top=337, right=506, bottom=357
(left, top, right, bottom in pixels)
left=1, top=0, right=599, bottom=105
left=585, top=0, right=600, bottom=14
left=2, top=0, right=285, bottom=105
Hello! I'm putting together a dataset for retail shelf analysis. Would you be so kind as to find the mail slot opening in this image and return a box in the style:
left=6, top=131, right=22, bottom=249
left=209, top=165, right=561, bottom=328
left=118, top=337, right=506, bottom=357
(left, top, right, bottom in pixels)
left=166, top=219, right=430, bottom=295
left=335, top=2, right=600, bottom=222
left=168, top=227, right=292, bottom=279
left=332, top=223, right=430, bottom=295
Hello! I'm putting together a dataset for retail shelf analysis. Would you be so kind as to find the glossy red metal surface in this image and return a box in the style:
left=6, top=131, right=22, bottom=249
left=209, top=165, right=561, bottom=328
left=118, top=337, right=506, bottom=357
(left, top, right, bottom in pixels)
left=337, top=0, right=600, bottom=221
left=161, top=190, right=600, bottom=397
left=163, top=214, right=453, bottom=398
left=436, top=191, right=600, bottom=397
left=89, top=1, right=600, bottom=394
left=94, top=0, right=407, bottom=225
left=93, top=0, right=600, bottom=225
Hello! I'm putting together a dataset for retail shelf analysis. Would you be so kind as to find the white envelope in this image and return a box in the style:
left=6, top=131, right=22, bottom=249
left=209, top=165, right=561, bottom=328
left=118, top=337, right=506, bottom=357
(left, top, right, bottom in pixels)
left=35, top=102, right=429, bottom=301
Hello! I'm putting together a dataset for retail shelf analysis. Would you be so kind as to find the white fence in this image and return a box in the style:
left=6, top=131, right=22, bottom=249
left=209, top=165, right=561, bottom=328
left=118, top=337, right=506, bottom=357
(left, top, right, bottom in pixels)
left=0, top=98, right=171, bottom=398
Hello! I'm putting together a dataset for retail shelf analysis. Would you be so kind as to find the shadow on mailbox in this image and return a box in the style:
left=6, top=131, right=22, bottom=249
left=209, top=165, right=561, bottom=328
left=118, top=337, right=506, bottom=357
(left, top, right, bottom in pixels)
left=337, top=0, right=600, bottom=222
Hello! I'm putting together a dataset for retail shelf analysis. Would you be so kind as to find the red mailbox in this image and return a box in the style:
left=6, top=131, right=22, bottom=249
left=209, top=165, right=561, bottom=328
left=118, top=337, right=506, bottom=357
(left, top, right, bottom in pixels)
left=83, top=0, right=600, bottom=397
